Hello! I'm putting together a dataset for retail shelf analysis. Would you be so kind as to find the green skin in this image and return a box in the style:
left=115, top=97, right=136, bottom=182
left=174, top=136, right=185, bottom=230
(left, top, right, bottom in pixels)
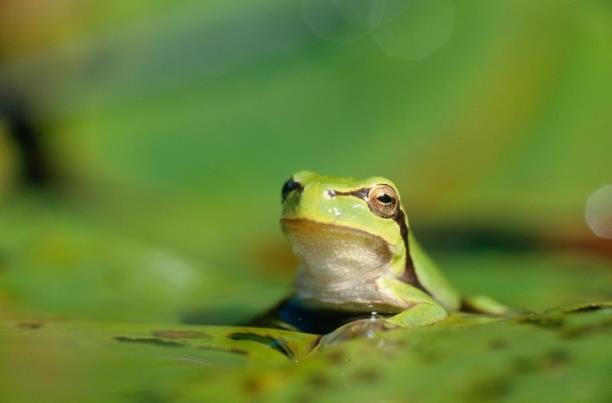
left=280, top=171, right=507, bottom=330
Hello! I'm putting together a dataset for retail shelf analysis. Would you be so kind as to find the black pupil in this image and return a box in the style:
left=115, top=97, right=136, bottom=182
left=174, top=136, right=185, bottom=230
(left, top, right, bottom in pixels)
left=281, top=179, right=301, bottom=200
left=377, top=194, right=393, bottom=204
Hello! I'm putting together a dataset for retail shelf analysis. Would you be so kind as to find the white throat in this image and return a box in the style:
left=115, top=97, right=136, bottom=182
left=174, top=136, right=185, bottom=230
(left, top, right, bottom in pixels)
left=282, top=218, right=404, bottom=312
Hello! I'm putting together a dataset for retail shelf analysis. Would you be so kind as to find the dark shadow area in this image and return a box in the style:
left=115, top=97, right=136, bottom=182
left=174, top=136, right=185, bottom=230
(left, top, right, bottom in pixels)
left=0, top=84, right=54, bottom=188
left=419, top=225, right=612, bottom=261
left=419, top=226, right=540, bottom=253
left=249, top=298, right=382, bottom=334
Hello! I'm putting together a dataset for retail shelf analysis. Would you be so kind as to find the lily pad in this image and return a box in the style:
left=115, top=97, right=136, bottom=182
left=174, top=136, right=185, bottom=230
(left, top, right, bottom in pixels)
left=1, top=303, right=610, bottom=402
left=169, top=303, right=612, bottom=402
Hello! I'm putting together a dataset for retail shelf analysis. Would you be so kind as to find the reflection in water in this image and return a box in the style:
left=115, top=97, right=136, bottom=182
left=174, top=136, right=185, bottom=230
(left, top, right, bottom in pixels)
left=586, top=185, right=612, bottom=239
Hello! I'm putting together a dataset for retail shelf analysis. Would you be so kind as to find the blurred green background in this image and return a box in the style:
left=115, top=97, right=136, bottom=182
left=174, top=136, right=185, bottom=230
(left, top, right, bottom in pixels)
left=0, top=0, right=611, bottom=402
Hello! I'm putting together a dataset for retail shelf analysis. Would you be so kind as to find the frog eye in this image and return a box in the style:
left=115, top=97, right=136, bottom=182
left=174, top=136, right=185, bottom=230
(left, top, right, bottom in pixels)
left=281, top=178, right=303, bottom=201
left=367, top=184, right=399, bottom=218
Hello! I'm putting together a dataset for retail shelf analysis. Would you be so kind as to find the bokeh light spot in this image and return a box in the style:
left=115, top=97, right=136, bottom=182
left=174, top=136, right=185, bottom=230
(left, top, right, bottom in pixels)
left=333, top=0, right=385, bottom=27
left=586, top=184, right=612, bottom=239
left=301, top=0, right=370, bottom=44
left=371, top=0, right=454, bottom=60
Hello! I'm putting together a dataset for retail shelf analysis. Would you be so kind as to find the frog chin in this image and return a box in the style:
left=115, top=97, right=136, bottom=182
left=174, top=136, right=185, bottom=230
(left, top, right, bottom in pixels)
left=281, top=218, right=404, bottom=312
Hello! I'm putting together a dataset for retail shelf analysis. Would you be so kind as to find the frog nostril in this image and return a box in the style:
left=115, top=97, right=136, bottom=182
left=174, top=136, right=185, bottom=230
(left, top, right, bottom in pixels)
left=326, top=189, right=336, bottom=198
left=281, top=178, right=303, bottom=201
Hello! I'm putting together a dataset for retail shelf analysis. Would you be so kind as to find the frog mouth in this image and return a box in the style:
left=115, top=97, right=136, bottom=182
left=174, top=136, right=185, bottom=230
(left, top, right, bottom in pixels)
left=280, top=218, right=393, bottom=281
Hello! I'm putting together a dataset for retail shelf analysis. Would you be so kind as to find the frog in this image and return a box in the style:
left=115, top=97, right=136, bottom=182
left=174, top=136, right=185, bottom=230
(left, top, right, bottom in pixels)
left=261, top=170, right=509, bottom=335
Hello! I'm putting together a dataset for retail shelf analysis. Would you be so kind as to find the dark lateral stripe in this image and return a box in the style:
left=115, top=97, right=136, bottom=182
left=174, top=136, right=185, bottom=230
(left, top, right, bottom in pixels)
left=332, top=188, right=369, bottom=199
left=331, top=188, right=428, bottom=293
left=394, top=208, right=426, bottom=292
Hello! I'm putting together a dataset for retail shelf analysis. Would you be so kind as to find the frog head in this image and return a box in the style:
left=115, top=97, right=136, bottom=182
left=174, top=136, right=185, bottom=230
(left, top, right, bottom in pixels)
left=280, top=170, right=420, bottom=310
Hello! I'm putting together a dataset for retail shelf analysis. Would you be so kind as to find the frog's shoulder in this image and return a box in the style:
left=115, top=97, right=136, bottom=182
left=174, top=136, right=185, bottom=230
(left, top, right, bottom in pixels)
left=408, top=232, right=461, bottom=311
